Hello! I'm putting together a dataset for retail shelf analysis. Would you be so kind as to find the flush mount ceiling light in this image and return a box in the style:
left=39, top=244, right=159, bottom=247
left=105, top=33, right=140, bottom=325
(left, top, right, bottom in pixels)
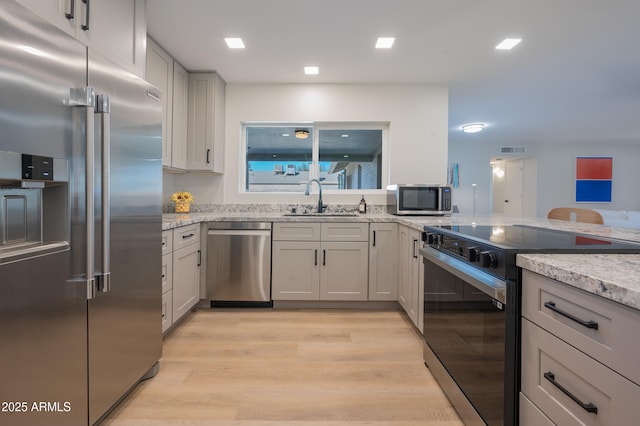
left=375, top=37, right=395, bottom=49
left=304, top=66, right=319, bottom=75
left=295, top=129, right=309, bottom=139
left=224, top=37, right=245, bottom=49
left=462, top=123, right=485, bottom=133
left=495, top=38, right=522, bottom=50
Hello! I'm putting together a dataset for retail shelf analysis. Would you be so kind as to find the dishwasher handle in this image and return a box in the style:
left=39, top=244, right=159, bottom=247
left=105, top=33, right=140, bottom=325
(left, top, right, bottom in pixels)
left=207, top=229, right=271, bottom=237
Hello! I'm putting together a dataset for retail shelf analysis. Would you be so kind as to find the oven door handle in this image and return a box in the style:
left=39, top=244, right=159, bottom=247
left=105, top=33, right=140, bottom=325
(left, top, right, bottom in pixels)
left=420, top=246, right=507, bottom=304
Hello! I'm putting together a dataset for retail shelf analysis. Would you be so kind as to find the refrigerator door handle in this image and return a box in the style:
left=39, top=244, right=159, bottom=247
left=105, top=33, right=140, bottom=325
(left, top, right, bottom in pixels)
left=70, top=87, right=97, bottom=299
left=96, top=94, right=111, bottom=293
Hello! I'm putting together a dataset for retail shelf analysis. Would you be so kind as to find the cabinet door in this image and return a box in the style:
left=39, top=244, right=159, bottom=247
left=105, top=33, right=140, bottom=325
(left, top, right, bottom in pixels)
left=405, top=229, right=421, bottom=326
left=161, top=253, right=173, bottom=294
left=321, top=222, right=369, bottom=242
left=75, top=0, right=146, bottom=77
left=16, top=0, right=76, bottom=36
left=171, top=61, right=189, bottom=169
left=17, top=0, right=145, bottom=77
left=272, top=241, right=320, bottom=300
left=320, top=242, right=369, bottom=301
left=172, top=245, right=200, bottom=321
left=146, top=38, right=173, bottom=167
left=161, top=289, right=173, bottom=334
left=398, top=225, right=411, bottom=310
left=187, top=72, right=225, bottom=172
left=368, top=223, right=398, bottom=301
left=407, top=228, right=422, bottom=325
left=398, top=226, right=420, bottom=324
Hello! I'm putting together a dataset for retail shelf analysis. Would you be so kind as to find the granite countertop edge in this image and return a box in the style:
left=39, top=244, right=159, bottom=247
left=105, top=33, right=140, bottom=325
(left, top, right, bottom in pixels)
left=517, top=253, right=640, bottom=311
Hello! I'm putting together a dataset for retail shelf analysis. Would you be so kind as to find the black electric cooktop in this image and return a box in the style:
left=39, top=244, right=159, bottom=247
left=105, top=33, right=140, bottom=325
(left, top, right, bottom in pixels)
left=430, top=224, right=640, bottom=253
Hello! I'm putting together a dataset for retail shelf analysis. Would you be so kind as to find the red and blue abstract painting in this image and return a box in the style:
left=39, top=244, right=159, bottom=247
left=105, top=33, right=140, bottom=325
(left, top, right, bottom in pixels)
left=576, top=157, right=612, bottom=202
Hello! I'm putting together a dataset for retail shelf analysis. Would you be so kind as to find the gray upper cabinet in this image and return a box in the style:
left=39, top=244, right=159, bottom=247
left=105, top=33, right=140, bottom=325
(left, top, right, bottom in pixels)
left=171, top=61, right=189, bottom=169
left=145, top=38, right=189, bottom=170
left=187, top=72, right=225, bottom=173
left=17, top=0, right=147, bottom=78
left=146, top=38, right=173, bottom=167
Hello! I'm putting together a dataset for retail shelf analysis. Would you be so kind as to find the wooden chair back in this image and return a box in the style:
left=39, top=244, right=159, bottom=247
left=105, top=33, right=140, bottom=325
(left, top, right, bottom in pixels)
left=547, top=207, right=604, bottom=224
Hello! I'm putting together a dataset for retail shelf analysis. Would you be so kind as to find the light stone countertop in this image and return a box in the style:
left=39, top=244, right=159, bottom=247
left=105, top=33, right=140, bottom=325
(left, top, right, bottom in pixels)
left=162, top=207, right=640, bottom=311
left=517, top=253, right=640, bottom=311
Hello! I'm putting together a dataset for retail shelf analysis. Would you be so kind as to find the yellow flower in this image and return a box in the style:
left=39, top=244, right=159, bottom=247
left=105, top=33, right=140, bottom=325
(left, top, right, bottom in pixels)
left=171, top=191, right=194, bottom=204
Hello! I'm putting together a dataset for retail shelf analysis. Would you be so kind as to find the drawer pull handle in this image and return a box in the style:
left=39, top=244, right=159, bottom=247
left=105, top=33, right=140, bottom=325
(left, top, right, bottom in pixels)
left=182, top=233, right=195, bottom=239
left=544, top=301, right=599, bottom=330
left=544, top=372, right=598, bottom=414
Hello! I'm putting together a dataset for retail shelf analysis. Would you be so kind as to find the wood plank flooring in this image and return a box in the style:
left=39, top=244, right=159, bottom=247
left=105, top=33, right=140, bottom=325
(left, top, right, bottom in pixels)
left=102, top=309, right=463, bottom=426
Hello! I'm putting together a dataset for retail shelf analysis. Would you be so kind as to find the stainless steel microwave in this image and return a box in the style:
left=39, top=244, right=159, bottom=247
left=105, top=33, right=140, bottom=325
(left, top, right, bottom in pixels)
left=387, top=184, right=452, bottom=215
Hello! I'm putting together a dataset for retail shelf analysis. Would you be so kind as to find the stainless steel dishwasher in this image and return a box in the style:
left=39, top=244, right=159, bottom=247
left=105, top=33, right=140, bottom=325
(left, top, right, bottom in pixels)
left=206, top=222, right=272, bottom=307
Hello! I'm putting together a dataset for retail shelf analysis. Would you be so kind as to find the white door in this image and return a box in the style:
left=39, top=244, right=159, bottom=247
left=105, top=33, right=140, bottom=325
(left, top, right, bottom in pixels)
left=504, top=160, right=523, bottom=216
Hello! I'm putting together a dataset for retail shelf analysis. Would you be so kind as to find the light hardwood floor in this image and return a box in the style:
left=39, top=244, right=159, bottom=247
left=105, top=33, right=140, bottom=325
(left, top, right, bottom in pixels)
left=102, top=309, right=463, bottom=426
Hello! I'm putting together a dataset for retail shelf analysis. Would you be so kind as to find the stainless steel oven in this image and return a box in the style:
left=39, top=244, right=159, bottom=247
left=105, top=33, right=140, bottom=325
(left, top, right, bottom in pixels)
left=420, top=224, right=640, bottom=426
left=421, top=244, right=518, bottom=426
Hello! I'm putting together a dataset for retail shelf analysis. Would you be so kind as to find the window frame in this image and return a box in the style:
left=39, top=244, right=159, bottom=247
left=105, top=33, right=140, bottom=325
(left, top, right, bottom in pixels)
left=241, top=121, right=389, bottom=194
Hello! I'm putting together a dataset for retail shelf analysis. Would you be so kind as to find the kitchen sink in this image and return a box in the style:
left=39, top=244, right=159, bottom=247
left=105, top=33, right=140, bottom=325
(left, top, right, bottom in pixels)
left=282, top=213, right=358, bottom=217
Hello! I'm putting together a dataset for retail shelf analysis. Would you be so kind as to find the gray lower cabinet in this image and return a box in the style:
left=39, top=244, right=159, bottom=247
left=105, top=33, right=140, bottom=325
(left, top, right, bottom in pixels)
left=161, top=224, right=201, bottom=334
left=520, top=270, right=640, bottom=425
left=368, top=223, right=398, bottom=301
left=398, top=225, right=422, bottom=328
left=271, top=223, right=369, bottom=301
left=271, top=240, right=320, bottom=300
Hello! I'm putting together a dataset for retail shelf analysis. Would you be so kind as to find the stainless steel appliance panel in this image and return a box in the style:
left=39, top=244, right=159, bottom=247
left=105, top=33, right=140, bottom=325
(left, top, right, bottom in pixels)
left=207, top=222, right=272, bottom=304
left=0, top=3, right=88, bottom=424
left=87, top=49, right=163, bottom=425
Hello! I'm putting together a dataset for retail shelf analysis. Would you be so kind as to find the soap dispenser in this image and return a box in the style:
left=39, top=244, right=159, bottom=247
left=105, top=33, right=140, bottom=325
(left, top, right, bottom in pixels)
left=358, top=195, right=367, bottom=214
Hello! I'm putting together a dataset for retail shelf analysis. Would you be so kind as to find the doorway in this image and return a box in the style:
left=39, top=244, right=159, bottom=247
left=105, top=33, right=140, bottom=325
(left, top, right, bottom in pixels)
left=491, top=158, right=534, bottom=216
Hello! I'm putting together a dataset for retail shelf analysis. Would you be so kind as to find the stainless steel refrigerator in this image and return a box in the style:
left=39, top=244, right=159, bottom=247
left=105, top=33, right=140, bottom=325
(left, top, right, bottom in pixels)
left=0, top=2, right=162, bottom=425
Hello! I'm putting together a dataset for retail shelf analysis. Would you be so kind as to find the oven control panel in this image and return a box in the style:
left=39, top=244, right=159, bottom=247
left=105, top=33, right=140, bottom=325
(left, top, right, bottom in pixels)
left=424, top=230, right=511, bottom=280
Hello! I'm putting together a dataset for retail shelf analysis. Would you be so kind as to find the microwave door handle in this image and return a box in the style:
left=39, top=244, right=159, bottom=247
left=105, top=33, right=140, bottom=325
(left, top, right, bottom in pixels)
left=96, top=94, right=111, bottom=293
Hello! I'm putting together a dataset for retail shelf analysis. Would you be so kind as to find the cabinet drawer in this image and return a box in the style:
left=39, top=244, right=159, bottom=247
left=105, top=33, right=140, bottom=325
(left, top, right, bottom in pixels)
left=521, top=319, right=640, bottom=426
left=162, top=229, right=173, bottom=255
left=162, top=253, right=173, bottom=294
left=519, top=393, right=553, bottom=426
left=522, top=270, right=640, bottom=385
left=273, top=223, right=320, bottom=241
left=173, top=224, right=200, bottom=250
left=321, top=223, right=369, bottom=242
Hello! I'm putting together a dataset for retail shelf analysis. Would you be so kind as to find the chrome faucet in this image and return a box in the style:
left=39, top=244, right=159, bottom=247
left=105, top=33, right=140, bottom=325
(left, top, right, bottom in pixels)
left=305, top=179, right=326, bottom=213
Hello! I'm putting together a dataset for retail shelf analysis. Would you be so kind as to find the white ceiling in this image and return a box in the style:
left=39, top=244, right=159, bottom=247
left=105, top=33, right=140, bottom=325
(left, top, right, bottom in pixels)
left=146, top=0, right=640, bottom=146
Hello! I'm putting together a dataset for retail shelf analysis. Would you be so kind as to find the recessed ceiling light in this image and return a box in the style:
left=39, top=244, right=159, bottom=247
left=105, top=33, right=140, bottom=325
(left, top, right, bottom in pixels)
left=224, top=37, right=245, bottom=49
left=304, top=66, right=319, bottom=75
left=341, top=134, right=349, bottom=138
left=495, top=38, right=522, bottom=50
left=344, top=155, right=350, bottom=158
left=375, top=37, right=395, bottom=49
left=282, top=133, right=290, bottom=137
left=462, top=123, right=485, bottom=133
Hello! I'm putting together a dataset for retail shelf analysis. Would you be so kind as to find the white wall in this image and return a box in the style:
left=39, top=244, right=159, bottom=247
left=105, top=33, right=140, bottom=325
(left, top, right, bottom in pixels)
left=169, top=83, right=449, bottom=206
left=449, top=139, right=640, bottom=217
